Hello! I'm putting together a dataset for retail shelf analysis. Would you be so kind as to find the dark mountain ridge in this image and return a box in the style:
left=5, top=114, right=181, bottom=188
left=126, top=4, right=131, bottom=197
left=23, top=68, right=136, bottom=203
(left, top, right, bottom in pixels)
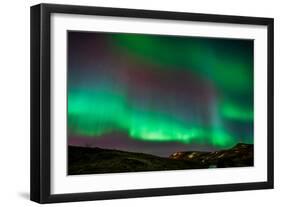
left=68, top=143, right=253, bottom=175
left=169, top=143, right=253, bottom=168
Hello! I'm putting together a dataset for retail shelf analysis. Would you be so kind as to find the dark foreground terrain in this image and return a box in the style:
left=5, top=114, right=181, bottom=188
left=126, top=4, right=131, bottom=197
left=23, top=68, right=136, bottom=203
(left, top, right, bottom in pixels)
left=68, top=143, right=253, bottom=175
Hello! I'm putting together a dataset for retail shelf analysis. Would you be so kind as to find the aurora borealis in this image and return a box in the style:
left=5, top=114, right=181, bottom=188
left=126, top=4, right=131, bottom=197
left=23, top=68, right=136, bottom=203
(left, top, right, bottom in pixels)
left=67, top=31, right=253, bottom=157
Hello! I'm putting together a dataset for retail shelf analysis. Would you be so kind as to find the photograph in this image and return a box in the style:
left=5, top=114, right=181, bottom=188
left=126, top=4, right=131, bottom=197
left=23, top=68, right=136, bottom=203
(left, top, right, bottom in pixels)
left=67, top=31, right=254, bottom=175
left=29, top=3, right=273, bottom=203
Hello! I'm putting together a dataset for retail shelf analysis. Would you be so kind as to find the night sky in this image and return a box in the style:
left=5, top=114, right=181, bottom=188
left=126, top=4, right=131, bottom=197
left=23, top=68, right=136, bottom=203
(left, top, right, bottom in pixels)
left=67, top=31, right=253, bottom=157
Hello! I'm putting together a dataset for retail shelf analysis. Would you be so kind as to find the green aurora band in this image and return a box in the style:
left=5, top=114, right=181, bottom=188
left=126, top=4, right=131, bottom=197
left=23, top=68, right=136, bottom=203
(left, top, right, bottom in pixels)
left=68, top=32, right=254, bottom=148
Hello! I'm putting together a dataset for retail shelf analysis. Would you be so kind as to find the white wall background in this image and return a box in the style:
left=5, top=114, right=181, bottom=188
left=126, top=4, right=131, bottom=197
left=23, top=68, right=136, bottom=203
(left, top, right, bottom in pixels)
left=0, top=0, right=279, bottom=206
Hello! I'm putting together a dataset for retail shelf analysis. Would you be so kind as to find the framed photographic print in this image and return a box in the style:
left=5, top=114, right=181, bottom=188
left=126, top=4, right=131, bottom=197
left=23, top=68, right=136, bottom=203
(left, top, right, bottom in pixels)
left=30, top=3, right=274, bottom=203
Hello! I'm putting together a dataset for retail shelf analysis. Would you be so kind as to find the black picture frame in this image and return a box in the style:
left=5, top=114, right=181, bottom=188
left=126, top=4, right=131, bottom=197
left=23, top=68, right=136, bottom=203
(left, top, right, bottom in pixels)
left=30, top=3, right=274, bottom=204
